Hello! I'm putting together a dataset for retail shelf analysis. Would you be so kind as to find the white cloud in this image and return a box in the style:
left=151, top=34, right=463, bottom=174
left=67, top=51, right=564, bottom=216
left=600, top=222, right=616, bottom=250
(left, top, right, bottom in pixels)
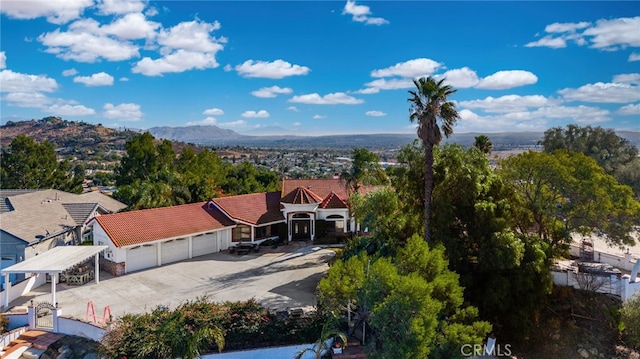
left=0, top=52, right=5, bottom=69
left=545, top=21, right=591, bottom=33
left=459, top=95, right=551, bottom=113
left=145, top=7, right=159, bottom=17
left=119, top=77, right=129, bottom=81
left=286, top=106, right=300, bottom=112
left=223, top=64, right=232, bottom=72
left=0, top=0, right=93, bottom=24
left=38, top=27, right=140, bottom=62
left=187, top=117, right=218, bottom=126
left=292, top=122, right=301, bottom=126
left=313, top=114, right=326, bottom=119
left=241, top=110, right=270, bottom=118
left=525, top=36, right=568, bottom=49
left=559, top=82, right=640, bottom=103
left=101, top=12, right=160, bottom=40
left=251, top=85, right=293, bottom=98
left=617, top=103, right=640, bottom=115
left=455, top=105, right=611, bottom=132
left=289, top=92, right=364, bottom=105
left=73, top=72, right=114, bottom=86
left=102, top=102, right=142, bottom=121
left=630, top=53, right=640, bottom=62
left=235, top=59, right=310, bottom=79
left=62, top=68, right=78, bottom=76
left=132, top=50, right=219, bottom=76
left=526, top=16, right=640, bottom=51
left=583, top=16, right=640, bottom=50
left=203, top=108, right=224, bottom=116
left=0, top=70, right=58, bottom=93
left=371, top=58, right=442, bottom=78
left=366, top=110, right=386, bottom=117
left=354, top=87, right=380, bottom=94
left=476, top=70, right=538, bottom=90
left=342, top=0, right=389, bottom=25
left=96, top=0, right=146, bottom=15
left=45, top=104, right=95, bottom=116
left=2, top=92, right=52, bottom=108
left=132, top=19, right=224, bottom=76
left=364, top=78, right=413, bottom=91
left=157, top=19, right=224, bottom=52
left=613, top=73, right=640, bottom=85
left=436, top=67, right=480, bottom=88
left=219, top=120, right=247, bottom=127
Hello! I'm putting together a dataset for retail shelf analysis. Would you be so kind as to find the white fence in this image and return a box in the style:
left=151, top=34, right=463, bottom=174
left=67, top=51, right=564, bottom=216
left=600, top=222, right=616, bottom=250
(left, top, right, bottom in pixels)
left=57, top=317, right=106, bottom=342
left=569, top=244, right=637, bottom=271
left=0, top=326, right=27, bottom=350
left=551, top=268, right=640, bottom=302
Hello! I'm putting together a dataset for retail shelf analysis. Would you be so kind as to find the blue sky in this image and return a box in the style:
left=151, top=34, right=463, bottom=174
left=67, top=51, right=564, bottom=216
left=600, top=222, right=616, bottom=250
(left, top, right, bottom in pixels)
left=1, top=1, right=639, bottom=135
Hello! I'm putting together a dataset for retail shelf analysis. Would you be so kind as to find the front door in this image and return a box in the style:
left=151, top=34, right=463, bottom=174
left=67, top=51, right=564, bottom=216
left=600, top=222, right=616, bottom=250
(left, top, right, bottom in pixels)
left=292, top=220, right=310, bottom=240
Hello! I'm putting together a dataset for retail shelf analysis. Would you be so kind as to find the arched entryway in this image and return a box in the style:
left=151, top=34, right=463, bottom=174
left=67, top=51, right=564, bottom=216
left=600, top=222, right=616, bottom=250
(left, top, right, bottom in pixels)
left=35, top=302, right=56, bottom=329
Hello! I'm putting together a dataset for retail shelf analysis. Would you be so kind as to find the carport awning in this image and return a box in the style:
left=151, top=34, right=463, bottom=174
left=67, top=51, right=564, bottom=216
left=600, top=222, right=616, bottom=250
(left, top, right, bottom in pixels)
left=1, top=246, right=108, bottom=274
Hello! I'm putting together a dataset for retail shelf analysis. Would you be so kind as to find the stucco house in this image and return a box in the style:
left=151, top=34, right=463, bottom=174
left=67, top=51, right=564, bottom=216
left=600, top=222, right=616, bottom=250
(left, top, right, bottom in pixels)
left=0, top=189, right=126, bottom=289
left=90, top=179, right=369, bottom=275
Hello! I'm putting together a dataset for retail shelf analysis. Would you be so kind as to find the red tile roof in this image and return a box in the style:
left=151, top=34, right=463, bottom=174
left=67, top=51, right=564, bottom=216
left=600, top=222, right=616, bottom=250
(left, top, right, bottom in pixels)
left=281, top=186, right=323, bottom=204
left=282, top=179, right=349, bottom=202
left=92, top=202, right=235, bottom=247
left=320, top=192, right=348, bottom=209
left=211, top=192, right=284, bottom=225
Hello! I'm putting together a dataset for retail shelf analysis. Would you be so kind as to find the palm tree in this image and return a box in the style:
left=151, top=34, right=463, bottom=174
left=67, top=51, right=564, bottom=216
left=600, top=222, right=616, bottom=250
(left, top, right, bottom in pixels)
left=295, top=321, right=347, bottom=359
left=340, top=148, right=388, bottom=194
left=408, top=77, right=460, bottom=242
left=473, top=135, right=493, bottom=154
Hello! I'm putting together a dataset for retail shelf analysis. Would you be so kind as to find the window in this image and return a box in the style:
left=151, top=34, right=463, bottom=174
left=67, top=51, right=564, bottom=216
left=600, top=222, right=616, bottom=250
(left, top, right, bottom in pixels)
left=233, top=225, right=251, bottom=242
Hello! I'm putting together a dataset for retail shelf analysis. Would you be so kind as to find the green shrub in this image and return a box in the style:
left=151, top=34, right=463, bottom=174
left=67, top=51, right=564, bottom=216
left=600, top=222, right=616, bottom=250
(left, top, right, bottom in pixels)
left=620, top=294, right=640, bottom=350
left=0, top=314, right=8, bottom=333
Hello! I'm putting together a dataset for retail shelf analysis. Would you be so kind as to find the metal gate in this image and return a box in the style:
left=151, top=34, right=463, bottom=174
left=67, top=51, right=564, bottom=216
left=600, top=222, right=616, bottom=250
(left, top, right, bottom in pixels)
left=35, top=302, right=56, bottom=329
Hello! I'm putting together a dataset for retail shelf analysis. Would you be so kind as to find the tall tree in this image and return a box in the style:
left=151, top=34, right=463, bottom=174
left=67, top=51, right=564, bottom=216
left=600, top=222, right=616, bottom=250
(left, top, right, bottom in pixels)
left=340, top=148, right=388, bottom=194
left=473, top=135, right=493, bottom=154
left=0, top=135, right=82, bottom=193
left=541, top=125, right=640, bottom=196
left=408, top=77, right=460, bottom=242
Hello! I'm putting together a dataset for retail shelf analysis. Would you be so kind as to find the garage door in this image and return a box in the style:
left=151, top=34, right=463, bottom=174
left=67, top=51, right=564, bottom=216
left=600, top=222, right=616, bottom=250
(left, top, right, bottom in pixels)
left=161, top=238, right=189, bottom=265
left=126, top=244, right=157, bottom=273
left=192, top=232, right=217, bottom=257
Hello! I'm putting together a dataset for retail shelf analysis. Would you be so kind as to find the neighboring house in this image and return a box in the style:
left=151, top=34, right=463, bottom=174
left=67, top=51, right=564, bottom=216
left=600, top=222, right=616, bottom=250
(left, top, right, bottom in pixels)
left=0, top=189, right=126, bottom=289
left=90, top=178, right=371, bottom=275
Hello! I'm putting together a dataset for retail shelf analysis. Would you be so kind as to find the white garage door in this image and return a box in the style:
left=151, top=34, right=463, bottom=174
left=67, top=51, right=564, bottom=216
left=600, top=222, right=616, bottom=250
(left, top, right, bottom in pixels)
left=126, top=244, right=157, bottom=273
left=161, top=238, right=189, bottom=265
left=192, top=232, right=218, bottom=257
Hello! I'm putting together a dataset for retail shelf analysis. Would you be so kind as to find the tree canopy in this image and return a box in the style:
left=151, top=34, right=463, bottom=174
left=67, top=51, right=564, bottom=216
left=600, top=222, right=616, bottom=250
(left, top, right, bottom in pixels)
left=113, top=133, right=279, bottom=209
left=0, top=134, right=83, bottom=193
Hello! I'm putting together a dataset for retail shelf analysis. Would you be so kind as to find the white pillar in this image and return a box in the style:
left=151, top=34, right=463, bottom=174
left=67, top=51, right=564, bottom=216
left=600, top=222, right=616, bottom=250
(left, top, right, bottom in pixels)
left=94, top=253, right=100, bottom=284
left=52, top=307, right=62, bottom=332
left=51, top=273, right=57, bottom=306
left=3, top=275, right=10, bottom=309
left=188, top=236, right=193, bottom=259
left=27, top=304, right=35, bottom=329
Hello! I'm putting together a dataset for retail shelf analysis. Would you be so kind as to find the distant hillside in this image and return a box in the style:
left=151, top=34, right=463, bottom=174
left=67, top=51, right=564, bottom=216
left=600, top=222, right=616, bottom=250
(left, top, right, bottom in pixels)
left=0, top=117, right=138, bottom=159
left=148, top=125, right=244, bottom=144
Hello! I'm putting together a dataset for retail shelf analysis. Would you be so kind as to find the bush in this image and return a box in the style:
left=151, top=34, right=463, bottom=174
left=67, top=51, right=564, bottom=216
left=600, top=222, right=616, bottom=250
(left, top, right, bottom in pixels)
left=620, top=294, right=640, bottom=349
left=0, top=315, right=8, bottom=333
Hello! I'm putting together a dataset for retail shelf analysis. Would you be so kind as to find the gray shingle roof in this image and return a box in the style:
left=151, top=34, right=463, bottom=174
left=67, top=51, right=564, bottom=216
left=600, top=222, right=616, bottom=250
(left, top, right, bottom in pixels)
left=62, top=203, right=101, bottom=225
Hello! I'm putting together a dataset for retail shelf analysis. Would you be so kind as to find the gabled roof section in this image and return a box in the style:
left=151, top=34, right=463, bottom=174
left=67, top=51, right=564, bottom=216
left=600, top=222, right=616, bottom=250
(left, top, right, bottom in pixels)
left=211, top=192, right=284, bottom=225
left=281, top=186, right=323, bottom=204
left=282, top=179, right=349, bottom=202
left=92, top=202, right=235, bottom=247
left=320, top=191, right=349, bottom=209
left=63, top=203, right=101, bottom=225
left=0, top=189, right=126, bottom=245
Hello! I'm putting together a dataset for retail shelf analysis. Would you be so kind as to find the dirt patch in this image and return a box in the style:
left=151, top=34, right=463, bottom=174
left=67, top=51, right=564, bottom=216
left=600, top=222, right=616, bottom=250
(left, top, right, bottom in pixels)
left=509, top=287, right=639, bottom=359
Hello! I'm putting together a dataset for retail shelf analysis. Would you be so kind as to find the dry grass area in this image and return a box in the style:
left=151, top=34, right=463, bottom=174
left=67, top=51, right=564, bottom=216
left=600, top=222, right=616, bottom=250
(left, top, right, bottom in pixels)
left=509, top=287, right=639, bottom=359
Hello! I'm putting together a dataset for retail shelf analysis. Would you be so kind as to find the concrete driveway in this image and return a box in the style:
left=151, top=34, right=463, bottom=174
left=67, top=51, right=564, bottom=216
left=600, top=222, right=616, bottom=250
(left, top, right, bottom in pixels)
left=9, top=244, right=334, bottom=321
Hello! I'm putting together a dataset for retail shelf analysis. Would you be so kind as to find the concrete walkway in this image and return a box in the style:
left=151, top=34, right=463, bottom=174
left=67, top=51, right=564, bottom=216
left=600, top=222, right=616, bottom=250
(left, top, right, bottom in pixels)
left=8, top=244, right=334, bottom=321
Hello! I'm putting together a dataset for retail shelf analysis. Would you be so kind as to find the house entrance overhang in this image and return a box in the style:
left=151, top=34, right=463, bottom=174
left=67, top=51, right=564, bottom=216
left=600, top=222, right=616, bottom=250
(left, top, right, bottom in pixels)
left=1, top=246, right=107, bottom=309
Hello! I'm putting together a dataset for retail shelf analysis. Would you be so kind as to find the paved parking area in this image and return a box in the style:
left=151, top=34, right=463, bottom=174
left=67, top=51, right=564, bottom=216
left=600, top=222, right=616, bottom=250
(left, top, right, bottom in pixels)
left=9, top=244, right=334, bottom=321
